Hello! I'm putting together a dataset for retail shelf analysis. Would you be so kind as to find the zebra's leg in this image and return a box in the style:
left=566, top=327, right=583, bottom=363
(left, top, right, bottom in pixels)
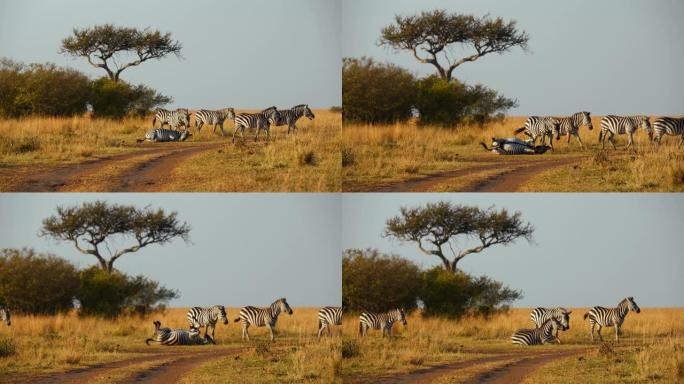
left=615, top=325, right=620, bottom=342
left=625, top=132, right=634, bottom=150
left=219, top=122, right=226, bottom=137
left=317, top=323, right=325, bottom=339
left=255, top=127, right=260, bottom=142
left=232, top=125, right=241, bottom=143
left=609, top=133, right=617, bottom=150
left=267, top=324, right=275, bottom=341
left=575, top=133, right=584, bottom=149
left=677, top=135, right=683, bottom=148
left=590, top=321, right=595, bottom=342
left=596, top=325, right=603, bottom=341
left=242, top=322, right=250, bottom=341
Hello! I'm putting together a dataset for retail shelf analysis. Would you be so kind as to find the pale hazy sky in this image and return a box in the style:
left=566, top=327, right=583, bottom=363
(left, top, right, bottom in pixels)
left=0, top=0, right=341, bottom=109
left=343, top=0, right=684, bottom=115
left=0, top=194, right=341, bottom=307
left=342, top=194, right=684, bottom=308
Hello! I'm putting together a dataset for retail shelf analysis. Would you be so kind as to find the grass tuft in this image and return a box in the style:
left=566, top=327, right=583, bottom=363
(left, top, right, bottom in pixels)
left=0, top=336, right=17, bottom=358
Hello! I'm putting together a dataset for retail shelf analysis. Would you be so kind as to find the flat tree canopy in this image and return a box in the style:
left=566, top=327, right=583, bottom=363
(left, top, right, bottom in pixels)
left=60, top=24, right=182, bottom=82
left=380, top=10, right=529, bottom=81
left=384, top=202, right=534, bottom=272
left=40, top=201, right=190, bottom=272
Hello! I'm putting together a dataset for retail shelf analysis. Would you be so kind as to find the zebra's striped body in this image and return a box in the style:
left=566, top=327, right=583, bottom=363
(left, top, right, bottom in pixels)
left=0, top=305, right=10, bottom=326
left=599, top=115, right=651, bottom=150
left=511, top=318, right=562, bottom=345
left=317, top=306, right=342, bottom=339
left=234, top=298, right=293, bottom=341
left=359, top=308, right=406, bottom=338
left=653, top=117, right=684, bottom=147
left=515, top=116, right=560, bottom=148
left=145, top=321, right=215, bottom=346
left=232, top=107, right=279, bottom=142
left=194, top=108, right=235, bottom=136
left=555, top=112, right=593, bottom=148
left=186, top=305, right=228, bottom=338
left=271, top=104, right=315, bottom=134
left=584, top=297, right=640, bottom=342
left=153, top=108, right=190, bottom=130
left=480, top=137, right=551, bottom=155
left=530, top=307, right=571, bottom=340
left=142, top=128, right=191, bottom=142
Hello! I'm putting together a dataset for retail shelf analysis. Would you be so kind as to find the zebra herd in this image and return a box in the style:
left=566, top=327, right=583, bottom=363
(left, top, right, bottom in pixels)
left=142, top=104, right=315, bottom=143
left=484, top=112, right=684, bottom=155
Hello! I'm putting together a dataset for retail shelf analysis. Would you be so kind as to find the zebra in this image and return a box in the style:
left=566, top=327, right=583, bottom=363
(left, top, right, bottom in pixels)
left=138, top=128, right=191, bottom=142
left=599, top=115, right=652, bottom=150
left=152, top=108, right=191, bottom=130
left=359, top=308, right=407, bottom=338
left=511, top=318, right=563, bottom=345
left=653, top=117, right=684, bottom=147
left=480, top=137, right=552, bottom=155
left=530, top=307, right=571, bottom=341
left=232, top=107, right=279, bottom=143
left=584, top=297, right=640, bottom=342
left=554, top=112, right=593, bottom=148
left=317, top=306, right=342, bottom=339
left=194, top=108, right=235, bottom=136
left=514, top=116, right=561, bottom=149
left=186, top=305, right=228, bottom=338
left=271, top=104, right=315, bottom=134
left=234, top=297, right=293, bottom=341
left=0, top=305, right=10, bottom=326
left=145, top=320, right=215, bottom=346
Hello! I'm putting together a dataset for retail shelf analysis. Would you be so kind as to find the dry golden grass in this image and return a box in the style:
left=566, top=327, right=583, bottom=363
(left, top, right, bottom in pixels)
left=339, top=308, right=684, bottom=382
left=0, top=307, right=339, bottom=383
left=342, top=116, right=684, bottom=191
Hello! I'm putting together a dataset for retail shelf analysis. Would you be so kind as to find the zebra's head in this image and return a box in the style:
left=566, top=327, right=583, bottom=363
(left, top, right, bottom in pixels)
left=393, top=308, right=407, bottom=325
left=0, top=307, right=10, bottom=326
left=581, top=112, right=593, bottom=130
left=626, top=297, right=640, bottom=314
left=640, top=116, right=652, bottom=139
left=558, top=309, right=571, bottom=331
left=301, top=105, right=315, bottom=120
left=180, top=130, right=191, bottom=141
left=274, top=297, right=293, bottom=315
left=222, top=108, right=235, bottom=120
left=552, top=119, right=561, bottom=141
left=215, top=305, right=228, bottom=325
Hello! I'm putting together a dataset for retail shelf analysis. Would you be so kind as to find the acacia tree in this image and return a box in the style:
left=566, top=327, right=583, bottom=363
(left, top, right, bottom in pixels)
left=380, top=10, right=529, bottom=82
left=384, top=202, right=534, bottom=273
left=40, top=201, right=191, bottom=273
left=60, top=24, right=182, bottom=82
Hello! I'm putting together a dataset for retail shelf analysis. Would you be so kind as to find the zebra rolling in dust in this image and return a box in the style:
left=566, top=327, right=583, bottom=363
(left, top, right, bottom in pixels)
left=480, top=137, right=552, bottom=155
left=145, top=320, right=215, bottom=346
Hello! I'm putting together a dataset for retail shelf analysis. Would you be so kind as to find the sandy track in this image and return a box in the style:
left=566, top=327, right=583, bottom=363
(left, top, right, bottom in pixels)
left=131, top=348, right=242, bottom=383
left=473, top=349, right=587, bottom=384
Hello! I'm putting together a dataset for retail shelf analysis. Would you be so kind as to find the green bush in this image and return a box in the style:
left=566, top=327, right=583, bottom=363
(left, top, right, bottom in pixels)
left=420, top=267, right=522, bottom=318
left=122, top=274, right=179, bottom=316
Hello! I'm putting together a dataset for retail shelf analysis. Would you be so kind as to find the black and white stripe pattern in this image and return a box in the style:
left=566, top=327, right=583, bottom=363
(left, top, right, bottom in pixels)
left=271, top=104, right=315, bottom=134
left=232, top=107, right=279, bottom=142
left=194, top=108, right=235, bottom=136
left=152, top=108, right=190, bottom=130
left=142, top=128, right=191, bottom=142
left=515, top=116, right=560, bottom=148
left=555, top=112, right=593, bottom=148
left=653, top=117, right=684, bottom=147
left=234, top=297, right=293, bottom=341
left=186, top=305, right=228, bottom=338
left=317, top=306, right=342, bottom=339
left=511, top=318, right=562, bottom=345
left=359, top=308, right=407, bottom=338
left=0, top=305, right=10, bottom=326
left=583, top=297, right=640, bottom=342
left=530, top=307, right=571, bottom=340
left=599, top=115, right=652, bottom=150
left=145, top=320, right=215, bottom=346
left=480, top=137, right=551, bottom=155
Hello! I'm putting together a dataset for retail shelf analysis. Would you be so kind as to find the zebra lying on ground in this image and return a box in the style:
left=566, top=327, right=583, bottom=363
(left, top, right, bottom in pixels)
left=530, top=307, right=571, bottom=341
left=270, top=104, right=315, bottom=134
left=138, top=128, right=191, bottom=142
left=232, top=107, right=279, bottom=143
left=584, top=296, right=640, bottom=342
left=145, top=320, right=215, bottom=346
left=317, top=306, right=342, bottom=339
left=653, top=117, right=684, bottom=147
left=514, top=116, right=560, bottom=149
left=599, top=115, right=651, bottom=150
left=194, top=108, right=235, bottom=136
left=359, top=308, right=406, bottom=338
left=234, top=297, right=293, bottom=341
left=0, top=305, right=10, bottom=326
left=187, top=305, right=228, bottom=338
left=480, top=137, right=552, bottom=155
left=554, top=111, right=593, bottom=148
left=152, top=108, right=191, bottom=130
left=511, top=318, right=563, bottom=345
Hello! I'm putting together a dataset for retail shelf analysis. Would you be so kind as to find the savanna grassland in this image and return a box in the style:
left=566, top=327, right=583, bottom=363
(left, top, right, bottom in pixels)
left=342, top=116, right=684, bottom=192
left=0, top=110, right=341, bottom=192
left=0, top=307, right=340, bottom=383
left=340, top=308, right=684, bottom=384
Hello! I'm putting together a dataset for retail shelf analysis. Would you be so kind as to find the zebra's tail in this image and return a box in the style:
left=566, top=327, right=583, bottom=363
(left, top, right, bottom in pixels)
left=598, top=130, right=603, bottom=142
left=145, top=338, right=157, bottom=345
left=234, top=317, right=241, bottom=323
left=136, top=138, right=144, bottom=143
left=479, top=142, right=491, bottom=151
left=514, top=126, right=527, bottom=135
left=359, top=321, right=363, bottom=336
left=583, top=312, right=589, bottom=320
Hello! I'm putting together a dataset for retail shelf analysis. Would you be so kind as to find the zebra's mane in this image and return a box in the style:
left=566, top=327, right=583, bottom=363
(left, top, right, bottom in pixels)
left=291, top=104, right=308, bottom=110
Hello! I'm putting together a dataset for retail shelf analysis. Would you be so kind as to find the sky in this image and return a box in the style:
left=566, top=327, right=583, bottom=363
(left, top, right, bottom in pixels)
left=342, top=0, right=684, bottom=115
left=342, top=193, right=684, bottom=308
left=0, top=193, right=341, bottom=308
left=0, top=0, right=341, bottom=109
